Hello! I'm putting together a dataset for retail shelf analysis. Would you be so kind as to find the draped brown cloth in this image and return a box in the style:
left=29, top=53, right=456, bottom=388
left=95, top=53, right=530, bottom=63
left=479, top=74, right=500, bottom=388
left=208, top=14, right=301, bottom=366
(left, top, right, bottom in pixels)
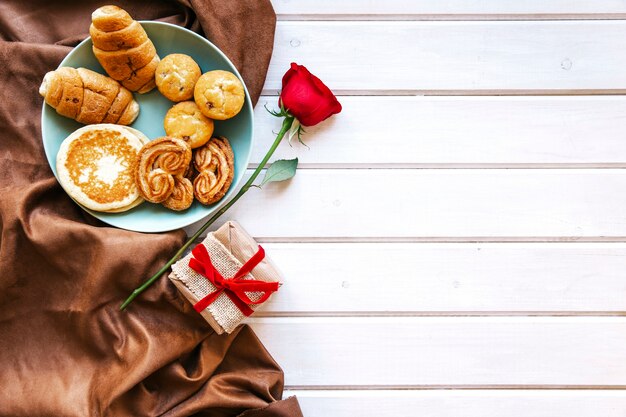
left=0, top=1, right=304, bottom=416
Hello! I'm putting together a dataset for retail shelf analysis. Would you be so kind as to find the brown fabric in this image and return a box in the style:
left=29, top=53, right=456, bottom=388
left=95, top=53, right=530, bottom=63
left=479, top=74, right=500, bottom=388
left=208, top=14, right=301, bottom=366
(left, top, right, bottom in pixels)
left=0, top=1, right=303, bottom=417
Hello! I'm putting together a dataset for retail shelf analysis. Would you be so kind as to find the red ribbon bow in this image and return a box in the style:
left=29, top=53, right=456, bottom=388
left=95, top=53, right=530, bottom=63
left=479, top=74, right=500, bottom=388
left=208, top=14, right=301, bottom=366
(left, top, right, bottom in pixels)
left=188, top=243, right=279, bottom=316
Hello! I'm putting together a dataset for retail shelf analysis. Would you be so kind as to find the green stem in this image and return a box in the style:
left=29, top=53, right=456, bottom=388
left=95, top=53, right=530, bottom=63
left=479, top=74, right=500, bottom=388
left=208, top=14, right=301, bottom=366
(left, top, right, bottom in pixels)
left=120, top=116, right=295, bottom=310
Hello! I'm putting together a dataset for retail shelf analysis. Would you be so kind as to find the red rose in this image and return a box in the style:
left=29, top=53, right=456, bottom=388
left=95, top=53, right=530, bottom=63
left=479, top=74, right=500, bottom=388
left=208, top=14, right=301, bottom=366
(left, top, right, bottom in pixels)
left=279, top=63, right=342, bottom=127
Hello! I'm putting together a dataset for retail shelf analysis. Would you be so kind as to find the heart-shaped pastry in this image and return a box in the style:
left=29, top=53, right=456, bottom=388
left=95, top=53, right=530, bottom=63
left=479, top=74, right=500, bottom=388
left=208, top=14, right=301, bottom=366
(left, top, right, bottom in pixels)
left=193, top=137, right=234, bottom=205
left=134, top=137, right=192, bottom=206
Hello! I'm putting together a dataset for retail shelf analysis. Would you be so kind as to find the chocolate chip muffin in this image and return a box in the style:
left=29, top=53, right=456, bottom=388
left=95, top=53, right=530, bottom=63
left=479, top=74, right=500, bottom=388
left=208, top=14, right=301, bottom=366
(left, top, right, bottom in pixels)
left=155, top=54, right=201, bottom=102
left=164, top=101, right=214, bottom=149
left=194, top=70, right=245, bottom=120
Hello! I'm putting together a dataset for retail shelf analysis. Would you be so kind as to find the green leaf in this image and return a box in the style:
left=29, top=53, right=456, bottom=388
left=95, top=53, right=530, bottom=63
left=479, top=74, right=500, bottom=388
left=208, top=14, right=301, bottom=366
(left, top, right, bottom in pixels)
left=260, top=158, right=298, bottom=186
left=264, top=103, right=283, bottom=117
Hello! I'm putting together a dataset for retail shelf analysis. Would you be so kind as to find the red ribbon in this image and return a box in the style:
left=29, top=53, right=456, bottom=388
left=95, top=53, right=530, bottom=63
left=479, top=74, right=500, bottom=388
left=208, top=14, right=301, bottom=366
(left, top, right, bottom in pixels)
left=188, top=243, right=279, bottom=316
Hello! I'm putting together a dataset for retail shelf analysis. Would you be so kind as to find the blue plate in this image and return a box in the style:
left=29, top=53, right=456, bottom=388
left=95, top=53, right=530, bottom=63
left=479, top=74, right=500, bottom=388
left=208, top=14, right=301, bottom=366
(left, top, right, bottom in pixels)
left=41, top=21, right=254, bottom=233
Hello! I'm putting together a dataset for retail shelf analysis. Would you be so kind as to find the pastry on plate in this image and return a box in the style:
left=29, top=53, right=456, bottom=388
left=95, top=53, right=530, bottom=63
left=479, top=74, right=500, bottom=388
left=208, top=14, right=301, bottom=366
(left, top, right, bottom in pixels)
left=193, top=137, right=234, bottom=205
left=56, top=124, right=146, bottom=212
left=162, top=176, right=194, bottom=211
left=164, top=101, right=214, bottom=149
left=156, top=54, right=202, bottom=102
left=194, top=70, right=245, bottom=120
left=121, top=126, right=150, bottom=145
left=39, top=67, right=139, bottom=125
left=134, top=137, right=192, bottom=207
left=90, top=5, right=159, bottom=94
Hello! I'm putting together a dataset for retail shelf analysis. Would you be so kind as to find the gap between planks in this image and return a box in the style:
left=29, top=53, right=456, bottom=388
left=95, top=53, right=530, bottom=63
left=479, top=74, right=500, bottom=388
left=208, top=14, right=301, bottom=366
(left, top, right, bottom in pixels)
left=194, top=237, right=626, bottom=243
left=261, top=89, right=626, bottom=96
left=284, top=385, right=626, bottom=391
left=247, top=315, right=626, bottom=324
left=248, top=164, right=626, bottom=169
left=283, top=389, right=626, bottom=417
left=255, top=311, right=626, bottom=318
left=277, top=15, right=626, bottom=22
left=271, top=0, right=626, bottom=22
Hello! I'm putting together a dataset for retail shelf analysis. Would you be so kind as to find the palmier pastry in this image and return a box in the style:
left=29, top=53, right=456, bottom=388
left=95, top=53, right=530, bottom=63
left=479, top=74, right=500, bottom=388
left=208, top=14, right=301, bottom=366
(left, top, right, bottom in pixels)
left=134, top=137, right=192, bottom=204
left=162, top=176, right=194, bottom=211
left=193, top=137, right=235, bottom=205
left=194, top=70, right=245, bottom=120
left=156, top=54, right=202, bottom=102
left=164, top=101, right=214, bottom=149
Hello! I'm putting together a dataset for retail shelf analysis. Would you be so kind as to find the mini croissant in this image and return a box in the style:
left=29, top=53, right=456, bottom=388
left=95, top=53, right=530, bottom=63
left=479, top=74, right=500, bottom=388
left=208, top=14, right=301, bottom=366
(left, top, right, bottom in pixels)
left=39, top=67, right=139, bottom=125
left=90, top=5, right=159, bottom=94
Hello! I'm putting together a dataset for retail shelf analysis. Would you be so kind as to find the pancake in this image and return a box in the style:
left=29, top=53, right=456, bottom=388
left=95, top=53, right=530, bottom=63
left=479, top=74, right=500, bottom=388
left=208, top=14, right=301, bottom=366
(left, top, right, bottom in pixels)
left=103, top=195, right=144, bottom=213
left=122, top=126, right=150, bottom=145
left=56, top=124, right=145, bottom=212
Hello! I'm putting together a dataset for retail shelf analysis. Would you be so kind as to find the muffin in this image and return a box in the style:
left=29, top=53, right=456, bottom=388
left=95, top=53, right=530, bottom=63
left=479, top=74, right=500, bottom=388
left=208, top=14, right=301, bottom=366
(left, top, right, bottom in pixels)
left=164, top=101, right=214, bottom=149
left=194, top=70, right=245, bottom=120
left=155, top=54, right=201, bottom=102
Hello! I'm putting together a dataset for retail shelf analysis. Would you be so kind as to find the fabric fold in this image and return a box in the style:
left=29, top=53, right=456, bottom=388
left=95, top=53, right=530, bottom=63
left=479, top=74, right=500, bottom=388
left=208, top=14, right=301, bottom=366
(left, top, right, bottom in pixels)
left=0, top=1, right=300, bottom=416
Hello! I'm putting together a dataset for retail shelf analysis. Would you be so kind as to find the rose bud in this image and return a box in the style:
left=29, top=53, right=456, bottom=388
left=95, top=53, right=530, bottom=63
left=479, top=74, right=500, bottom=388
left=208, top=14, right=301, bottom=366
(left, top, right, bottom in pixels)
left=279, top=63, right=342, bottom=126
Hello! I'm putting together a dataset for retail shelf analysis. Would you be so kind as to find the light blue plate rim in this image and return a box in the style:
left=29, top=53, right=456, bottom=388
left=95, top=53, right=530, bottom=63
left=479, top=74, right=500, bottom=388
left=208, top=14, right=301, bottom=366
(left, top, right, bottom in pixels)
left=40, top=21, right=254, bottom=233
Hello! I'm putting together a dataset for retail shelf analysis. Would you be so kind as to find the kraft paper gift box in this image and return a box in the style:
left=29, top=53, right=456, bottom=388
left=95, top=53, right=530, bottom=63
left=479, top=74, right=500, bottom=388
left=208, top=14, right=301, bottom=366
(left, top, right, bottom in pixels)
left=169, top=221, right=282, bottom=334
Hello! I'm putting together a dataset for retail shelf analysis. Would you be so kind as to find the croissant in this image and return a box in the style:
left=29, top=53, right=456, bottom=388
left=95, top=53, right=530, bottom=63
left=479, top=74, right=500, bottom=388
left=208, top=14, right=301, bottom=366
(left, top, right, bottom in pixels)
left=90, top=5, right=159, bottom=94
left=39, top=67, right=139, bottom=125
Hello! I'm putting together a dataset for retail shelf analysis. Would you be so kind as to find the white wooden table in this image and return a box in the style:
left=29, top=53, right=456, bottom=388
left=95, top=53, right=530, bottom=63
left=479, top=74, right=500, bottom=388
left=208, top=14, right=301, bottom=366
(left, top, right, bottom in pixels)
left=187, top=2, right=626, bottom=415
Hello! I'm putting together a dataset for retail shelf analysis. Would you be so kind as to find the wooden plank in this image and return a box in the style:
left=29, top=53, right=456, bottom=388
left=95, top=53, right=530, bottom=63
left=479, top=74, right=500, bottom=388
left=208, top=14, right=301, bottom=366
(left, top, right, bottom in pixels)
left=272, top=0, right=626, bottom=20
left=254, top=96, right=626, bottom=167
left=257, top=243, right=626, bottom=314
left=265, top=21, right=626, bottom=94
left=248, top=317, right=626, bottom=386
left=284, top=390, right=626, bottom=417
left=187, top=169, right=626, bottom=240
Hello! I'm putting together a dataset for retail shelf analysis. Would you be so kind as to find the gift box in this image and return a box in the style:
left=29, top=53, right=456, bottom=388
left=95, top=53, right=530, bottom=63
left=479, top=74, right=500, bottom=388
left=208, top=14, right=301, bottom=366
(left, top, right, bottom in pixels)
left=169, top=221, right=281, bottom=334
